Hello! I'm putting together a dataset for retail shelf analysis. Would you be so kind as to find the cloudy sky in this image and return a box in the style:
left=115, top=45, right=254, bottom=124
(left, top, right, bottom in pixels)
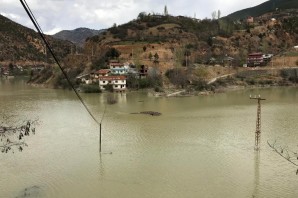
left=1, top=0, right=267, bottom=34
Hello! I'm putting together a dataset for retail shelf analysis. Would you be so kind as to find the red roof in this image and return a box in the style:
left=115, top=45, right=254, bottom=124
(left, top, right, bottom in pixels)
left=99, top=75, right=126, bottom=81
left=248, top=52, right=263, bottom=56
left=109, top=63, right=124, bottom=67
left=96, top=69, right=110, bottom=74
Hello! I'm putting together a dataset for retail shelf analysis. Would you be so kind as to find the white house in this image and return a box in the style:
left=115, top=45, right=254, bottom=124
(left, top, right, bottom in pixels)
left=98, top=75, right=126, bottom=92
left=76, top=73, right=91, bottom=84
left=109, top=62, right=129, bottom=75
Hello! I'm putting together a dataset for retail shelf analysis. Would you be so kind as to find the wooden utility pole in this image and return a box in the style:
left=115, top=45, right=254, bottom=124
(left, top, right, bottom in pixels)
left=250, top=95, right=266, bottom=150
left=99, top=123, right=102, bottom=153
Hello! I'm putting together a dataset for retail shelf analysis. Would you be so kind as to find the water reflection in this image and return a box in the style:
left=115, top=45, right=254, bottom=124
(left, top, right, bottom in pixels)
left=99, top=153, right=105, bottom=179
left=2, top=80, right=298, bottom=197
left=253, top=151, right=260, bottom=198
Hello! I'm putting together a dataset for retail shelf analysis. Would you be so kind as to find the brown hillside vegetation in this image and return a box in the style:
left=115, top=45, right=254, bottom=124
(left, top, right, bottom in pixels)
left=82, top=11, right=298, bottom=69
left=0, top=14, right=73, bottom=66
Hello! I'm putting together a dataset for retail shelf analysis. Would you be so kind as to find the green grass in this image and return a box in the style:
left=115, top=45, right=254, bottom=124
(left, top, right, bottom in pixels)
left=285, top=51, right=298, bottom=56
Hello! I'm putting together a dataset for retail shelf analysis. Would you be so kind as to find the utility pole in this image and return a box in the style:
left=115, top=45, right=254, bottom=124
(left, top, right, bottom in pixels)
left=99, top=123, right=102, bottom=153
left=250, top=95, right=266, bottom=150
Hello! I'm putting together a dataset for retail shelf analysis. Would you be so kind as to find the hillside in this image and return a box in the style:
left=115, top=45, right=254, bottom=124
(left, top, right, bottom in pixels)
left=0, top=14, right=73, bottom=65
left=81, top=12, right=298, bottom=72
left=4, top=9, right=297, bottom=90
left=227, top=0, right=298, bottom=20
left=53, top=28, right=105, bottom=46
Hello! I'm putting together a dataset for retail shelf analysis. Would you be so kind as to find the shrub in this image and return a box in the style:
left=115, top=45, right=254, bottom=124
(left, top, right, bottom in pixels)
left=139, top=78, right=150, bottom=88
left=165, top=68, right=189, bottom=88
left=246, top=79, right=255, bottom=85
left=105, top=84, right=114, bottom=92
left=193, top=79, right=208, bottom=91
left=154, top=86, right=163, bottom=92
left=157, top=26, right=165, bottom=31
left=79, top=84, right=101, bottom=93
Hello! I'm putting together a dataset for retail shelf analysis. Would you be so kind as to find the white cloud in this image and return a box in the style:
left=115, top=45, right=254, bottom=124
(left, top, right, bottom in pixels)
left=0, top=0, right=268, bottom=34
left=44, top=27, right=62, bottom=35
left=0, top=12, right=21, bottom=20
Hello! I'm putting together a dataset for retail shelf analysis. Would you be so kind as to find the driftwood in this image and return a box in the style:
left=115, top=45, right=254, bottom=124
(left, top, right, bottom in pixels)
left=131, top=111, right=161, bottom=116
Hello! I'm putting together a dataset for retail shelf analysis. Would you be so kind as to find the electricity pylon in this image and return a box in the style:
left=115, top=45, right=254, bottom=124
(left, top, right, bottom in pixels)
left=250, top=95, right=266, bottom=150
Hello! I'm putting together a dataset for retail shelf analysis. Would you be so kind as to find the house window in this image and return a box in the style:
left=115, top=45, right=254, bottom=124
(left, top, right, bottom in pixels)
left=108, top=81, right=111, bottom=83
left=103, top=81, right=105, bottom=83
left=115, top=85, right=118, bottom=88
left=115, top=80, right=118, bottom=83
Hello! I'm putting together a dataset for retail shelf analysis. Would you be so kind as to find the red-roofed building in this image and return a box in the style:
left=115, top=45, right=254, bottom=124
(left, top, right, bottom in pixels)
left=247, top=52, right=264, bottom=66
left=96, top=69, right=111, bottom=77
left=247, top=16, right=254, bottom=24
left=99, top=75, right=126, bottom=91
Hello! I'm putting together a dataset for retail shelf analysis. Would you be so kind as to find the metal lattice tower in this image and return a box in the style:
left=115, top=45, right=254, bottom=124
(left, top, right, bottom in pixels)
left=250, top=95, right=266, bottom=150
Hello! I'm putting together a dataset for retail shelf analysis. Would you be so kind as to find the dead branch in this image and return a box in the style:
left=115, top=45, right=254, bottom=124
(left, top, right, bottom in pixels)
left=267, top=140, right=298, bottom=167
left=0, top=117, right=38, bottom=153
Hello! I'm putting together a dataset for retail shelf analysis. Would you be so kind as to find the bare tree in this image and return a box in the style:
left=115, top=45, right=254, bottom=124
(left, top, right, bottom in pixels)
left=217, top=10, right=221, bottom=19
left=0, top=114, right=38, bottom=153
left=268, top=140, right=298, bottom=174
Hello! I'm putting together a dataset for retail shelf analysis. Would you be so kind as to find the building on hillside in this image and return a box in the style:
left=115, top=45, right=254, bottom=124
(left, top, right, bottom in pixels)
left=76, top=73, right=92, bottom=84
left=109, top=62, right=129, bottom=75
left=98, top=75, right=126, bottom=92
left=247, top=53, right=264, bottom=67
left=127, top=67, right=139, bottom=77
left=96, top=69, right=111, bottom=77
left=262, top=54, right=273, bottom=63
left=139, top=65, right=148, bottom=78
left=247, top=16, right=254, bottom=24
left=222, top=56, right=235, bottom=67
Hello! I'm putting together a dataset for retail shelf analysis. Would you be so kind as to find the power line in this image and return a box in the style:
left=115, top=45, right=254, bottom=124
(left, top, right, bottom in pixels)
left=20, top=0, right=100, bottom=126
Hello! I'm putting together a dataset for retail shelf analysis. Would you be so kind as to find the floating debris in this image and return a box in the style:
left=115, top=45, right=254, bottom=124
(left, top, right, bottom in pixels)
left=16, top=185, right=41, bottom=198
left=131, top=111, right=161, bottom=116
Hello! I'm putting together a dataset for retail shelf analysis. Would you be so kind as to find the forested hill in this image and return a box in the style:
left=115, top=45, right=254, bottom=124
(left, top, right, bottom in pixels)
left=227, top=0, right=298, bottom=20
left=0, top=14, right=73, bottom=64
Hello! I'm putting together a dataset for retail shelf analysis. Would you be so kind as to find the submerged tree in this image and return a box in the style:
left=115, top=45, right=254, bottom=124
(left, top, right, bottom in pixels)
left=0, top=115, right=38, bottom=153
left=268, top=140, right=298, bottom=174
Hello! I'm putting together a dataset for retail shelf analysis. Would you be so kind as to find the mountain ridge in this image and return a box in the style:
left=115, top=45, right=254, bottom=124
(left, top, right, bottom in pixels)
left=52, top=28, right=105, bottom=47
left=227, top=0, right=298, bottom=19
